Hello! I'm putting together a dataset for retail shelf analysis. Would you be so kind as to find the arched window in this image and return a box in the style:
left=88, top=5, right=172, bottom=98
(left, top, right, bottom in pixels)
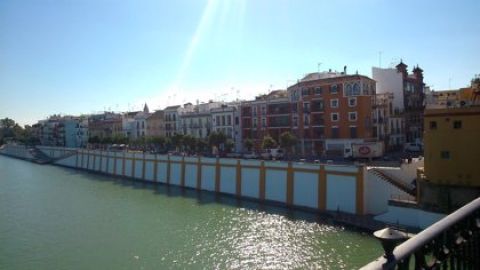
left=346, top=84, right=353, bottom=96
left=353, top=83, right=360, bottom=95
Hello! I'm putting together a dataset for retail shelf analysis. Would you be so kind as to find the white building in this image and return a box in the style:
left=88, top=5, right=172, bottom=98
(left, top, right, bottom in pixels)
left=179, top=101, right=222, bottom=139
left=131, top=104, right=151, bottom=139
left=211, top=103, right=242, bottom=152
left=372, top=67, right=404, bottom=113
left=374, top=93, right=405, bottom=149
left=122, top=112, right=137, bottom=139
left=164, top=103, right=195, bottom=137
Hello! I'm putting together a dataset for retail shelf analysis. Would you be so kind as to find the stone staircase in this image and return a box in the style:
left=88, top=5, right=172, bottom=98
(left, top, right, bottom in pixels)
left=28, top=147, right=77, bottom=164
left=28, top=147, right=52, bottom=164
left=369, top=168, right=416, bottom=197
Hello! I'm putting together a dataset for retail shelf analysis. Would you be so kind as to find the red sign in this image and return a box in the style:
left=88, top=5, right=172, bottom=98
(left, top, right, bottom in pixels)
left=358, top=146, right=371, bottom=155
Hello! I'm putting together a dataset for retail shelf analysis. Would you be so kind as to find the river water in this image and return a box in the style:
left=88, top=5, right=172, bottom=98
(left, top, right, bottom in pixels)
left=0, top=155, right=381, bottom=269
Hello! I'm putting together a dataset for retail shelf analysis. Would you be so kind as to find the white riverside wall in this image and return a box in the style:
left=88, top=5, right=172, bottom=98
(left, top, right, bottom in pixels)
left=29, top=147, right=371, bottom=215
left=1, top=145, right=417, bottom=217
left=0, top=144, right=35, bottom=160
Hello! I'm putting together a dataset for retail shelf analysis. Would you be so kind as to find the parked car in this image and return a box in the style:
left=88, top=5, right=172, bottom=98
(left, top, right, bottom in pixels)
left=226, top=152, right=242, bottom=158
left=242, top=152, right=259, bottom=159
left=260, top=148, right=285, bottom=160
left=404, top=142, right=423, bottom=152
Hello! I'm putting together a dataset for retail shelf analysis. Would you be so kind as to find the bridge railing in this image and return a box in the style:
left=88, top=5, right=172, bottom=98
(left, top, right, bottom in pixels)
left=361, top=197, right=480, bottom=270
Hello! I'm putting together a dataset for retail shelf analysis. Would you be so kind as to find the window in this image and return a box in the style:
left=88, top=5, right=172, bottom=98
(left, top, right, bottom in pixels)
left=453, top=120, right=462, bottom=129
left=348, top=97, right=357, bottom=107
left=304, top=115, right=310, bottom=125
left=346, top=84, right=352, bottom=96
left=293, top=116, right=298, bottom=127
left=292, top=103, right=298, bottom=113
left=430, top=121, right=437, bottom=129
left=330, top=84, right=338, bottom=94
left=262, top=118, right=266, bottom=127
left=303, top=102, right=310, bottom=112
left=302, top=88, right=309, bottom=96
left=353, top=83, right=361, bottom=95
left=331, top=113, right=339, bottom=122
left=441, top=151, right=450, bottom=159
left=315, top=87, right=322, bottom=95
left=261, top=106, right=266, bottom=115
left=253, top=118, right=257, bottom=128
left=348, top=112, right=357, bottom=121
left=235, top=116, right=239, bottom=125
left=350, top=127, right=357, bottom=138
left=330, top=99, right=339, bottom=108
left=216, top=116, right=220, bottom=125
left=331, top=127, right=339, bottom=138
left=227, top=115, right=232, bottom=125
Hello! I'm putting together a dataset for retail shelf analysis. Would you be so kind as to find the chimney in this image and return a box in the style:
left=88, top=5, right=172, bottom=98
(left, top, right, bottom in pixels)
left=344, top=65, right=347, bottom=74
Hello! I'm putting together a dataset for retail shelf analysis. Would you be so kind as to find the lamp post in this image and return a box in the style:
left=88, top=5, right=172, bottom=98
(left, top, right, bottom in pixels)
left=373, top=227, right=409, bottom=260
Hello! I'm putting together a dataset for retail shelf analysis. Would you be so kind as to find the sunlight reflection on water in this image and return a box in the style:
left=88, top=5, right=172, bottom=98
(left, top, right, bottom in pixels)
left=169, top=207, right=376, bottom=269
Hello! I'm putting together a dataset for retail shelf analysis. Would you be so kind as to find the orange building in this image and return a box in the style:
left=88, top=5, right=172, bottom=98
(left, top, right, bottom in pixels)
left=240, top=71, right=377, bottom=157
left=287, top=71, right=377, bottom=156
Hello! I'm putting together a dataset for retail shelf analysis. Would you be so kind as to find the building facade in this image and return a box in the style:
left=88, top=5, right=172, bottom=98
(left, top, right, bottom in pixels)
left=211, top=103, right=242, bottom=152
left=287, top=72, right=377, bottom=156
left=146, top=110, right=165, bottom=137
left=373, top=61, right=425, bottom=144
left=35, top=115, right=88, bottom=148
left=374, top=92, right=405, bottom=150
left=88, top=112, right=123, bottom=140
left=419, top=105, right=480, bottom=211
left=241, top=90, right=290, bottom=152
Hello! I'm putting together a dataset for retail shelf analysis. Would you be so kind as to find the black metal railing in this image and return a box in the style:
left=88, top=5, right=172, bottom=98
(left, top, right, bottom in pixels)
left=361, top=197, right=480, bottom=270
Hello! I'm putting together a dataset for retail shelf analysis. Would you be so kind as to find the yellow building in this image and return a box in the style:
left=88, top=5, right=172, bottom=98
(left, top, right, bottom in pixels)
left=423, top=106, right=480, bottom=186
left=418, top=104, right=480, bottom=211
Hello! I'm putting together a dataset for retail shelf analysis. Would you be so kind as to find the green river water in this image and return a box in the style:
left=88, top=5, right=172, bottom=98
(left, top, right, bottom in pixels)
left=0, top=155, right=382, bottom=269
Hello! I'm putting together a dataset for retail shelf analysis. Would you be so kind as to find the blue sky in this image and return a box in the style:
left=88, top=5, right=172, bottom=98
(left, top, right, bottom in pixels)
left=1, top=0, right=479, bottom=126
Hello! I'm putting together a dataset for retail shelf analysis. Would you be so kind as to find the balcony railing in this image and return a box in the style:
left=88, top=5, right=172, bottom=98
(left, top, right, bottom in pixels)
left=361, top=197, right=480, bottom=269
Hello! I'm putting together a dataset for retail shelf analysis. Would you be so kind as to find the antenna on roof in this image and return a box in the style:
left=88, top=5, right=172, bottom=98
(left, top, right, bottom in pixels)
left=317, top=62, right=322, bottom=73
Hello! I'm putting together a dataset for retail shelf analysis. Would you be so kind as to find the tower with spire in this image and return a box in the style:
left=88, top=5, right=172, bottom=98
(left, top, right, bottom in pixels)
left=143, top=103, right=149, bottom=113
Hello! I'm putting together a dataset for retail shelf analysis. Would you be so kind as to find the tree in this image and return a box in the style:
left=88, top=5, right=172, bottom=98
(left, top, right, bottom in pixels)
left=279, top=131, right=298, bottom=159
left=171, top=133, right=184, bottom=151
left=208, top=131, right=227, bottom=149
left=196, top=139, right=208, bottom=153
left=88, top=136, right=101, bottom=144
left=224, top=139, right=235, bottom=153
left=261, top=135, right=277, bottom=150
left=101, top=137, right=113, bottom=144
left=182, top=135, right=197, bottom=153
left=244, top=138, right=254, bottom=152
left=150, top=136, right=166, bottom=150
left=112, top=134, right=129, bottom=145
left=0, top=118, right=15, bottom=129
